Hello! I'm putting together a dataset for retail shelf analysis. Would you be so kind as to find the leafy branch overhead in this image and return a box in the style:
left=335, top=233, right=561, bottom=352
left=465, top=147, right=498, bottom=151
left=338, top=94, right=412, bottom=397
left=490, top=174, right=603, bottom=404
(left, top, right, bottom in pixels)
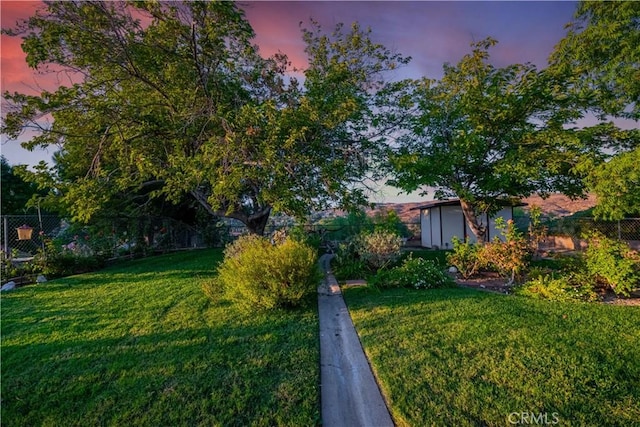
left=2, top=1, right=409, bottom=234
left=549, top=1, right=640, bottom=219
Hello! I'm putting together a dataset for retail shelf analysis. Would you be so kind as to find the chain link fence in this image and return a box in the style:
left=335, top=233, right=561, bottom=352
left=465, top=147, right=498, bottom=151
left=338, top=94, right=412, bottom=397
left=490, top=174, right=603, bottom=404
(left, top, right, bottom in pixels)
left=538, top=217, right=640, bottom=251
left=547, top=218, right=640, bottom=241
left=1, top=214, right=230, bottom=260
left=2, top=215, right=62, bottom=259
left=1, top=214, right=422, bottom=261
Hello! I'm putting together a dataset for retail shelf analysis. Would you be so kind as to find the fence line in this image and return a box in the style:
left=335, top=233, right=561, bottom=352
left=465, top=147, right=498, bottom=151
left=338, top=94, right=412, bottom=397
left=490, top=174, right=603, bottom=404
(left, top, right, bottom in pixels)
left=0, top=214, right=424, bottom=260
left=4, top=213, right=637, bottom=260
left=544, top=217, right=640, bottom=241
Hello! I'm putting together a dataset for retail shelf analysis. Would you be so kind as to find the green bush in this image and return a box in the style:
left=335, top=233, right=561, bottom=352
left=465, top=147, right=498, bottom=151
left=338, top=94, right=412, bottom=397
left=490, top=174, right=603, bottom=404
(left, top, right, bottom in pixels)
left=370, top=255, right=454, bottom=290
left=331, top=240, right=367, bottom=280
left=213, top=235, right=320, bottom=312
left=319, top=210, right=373, bottom=242
left=515, top=273, right=598, bottom=302
left=32, top=238, right=105, bottom=278
left=288, top=225, right=322, bottom=253
left=584, top=233, right=640, bottom=296
left=357, top=229, right=403, bottom=271
left=447, top=237, right=483, bottom=279
left=372, top=210, right=411, bottom=238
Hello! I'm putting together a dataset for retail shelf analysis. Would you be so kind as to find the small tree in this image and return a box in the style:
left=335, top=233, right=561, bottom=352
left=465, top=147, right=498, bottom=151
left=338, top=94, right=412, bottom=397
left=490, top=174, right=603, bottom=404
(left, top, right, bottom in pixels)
left=389, top=38, right=590, bottom=242
left=527, top=205, right=548, bottom=259
left=480, top=218, right=531, bottom=285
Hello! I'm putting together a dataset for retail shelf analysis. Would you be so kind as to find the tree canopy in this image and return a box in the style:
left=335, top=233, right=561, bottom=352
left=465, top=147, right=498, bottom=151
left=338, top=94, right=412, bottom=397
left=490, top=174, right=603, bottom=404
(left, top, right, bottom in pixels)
left=2, top=1, right=408, bottom=234
left=549, top=1, right=640, bottom=120
left=1, top=156, right=43, bottom=214
left=388, top=39, right=589, bottom=240
left=549, top=1, right=640, bottom=219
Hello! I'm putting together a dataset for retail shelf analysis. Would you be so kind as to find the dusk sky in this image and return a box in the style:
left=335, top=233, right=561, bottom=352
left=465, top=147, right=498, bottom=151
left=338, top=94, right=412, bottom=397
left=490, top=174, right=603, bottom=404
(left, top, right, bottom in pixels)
left=1, top=1, right=581, bottom=201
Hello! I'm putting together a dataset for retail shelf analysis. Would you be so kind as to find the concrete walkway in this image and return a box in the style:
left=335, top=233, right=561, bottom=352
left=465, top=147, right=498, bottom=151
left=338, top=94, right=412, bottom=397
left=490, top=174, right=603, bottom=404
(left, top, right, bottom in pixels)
left=318, top=254, right=394, bottom=427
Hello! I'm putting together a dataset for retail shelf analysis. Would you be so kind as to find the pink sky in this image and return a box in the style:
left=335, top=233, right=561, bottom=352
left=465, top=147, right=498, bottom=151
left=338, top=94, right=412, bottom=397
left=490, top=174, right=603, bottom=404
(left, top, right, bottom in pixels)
left=0, top=1, right=589, bottom=201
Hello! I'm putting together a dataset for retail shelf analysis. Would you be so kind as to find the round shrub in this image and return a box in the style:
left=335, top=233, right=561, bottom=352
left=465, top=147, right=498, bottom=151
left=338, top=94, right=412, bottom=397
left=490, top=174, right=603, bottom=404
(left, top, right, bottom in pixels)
left=447, top=237, right=483, bottom=279
left=213, top=235, right=320, bottom=312
left=515, top=273, right=598, bottom=302
left=370, top=255, right=454, bottom=290
left=357, top=229, right=403, bottom=271
left=584, top=233, right=639, bottom=296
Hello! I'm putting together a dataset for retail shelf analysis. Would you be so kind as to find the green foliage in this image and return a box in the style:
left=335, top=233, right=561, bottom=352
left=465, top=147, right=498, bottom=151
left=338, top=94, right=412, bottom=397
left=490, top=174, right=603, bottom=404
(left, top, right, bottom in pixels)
left=320, top=208, right=411, bottom=243
left=550, top=1, right=640, bottom=120
left=515, top=273, right=598, bottom=302
left=324, top=212, right=409, bottom=280
left=389, top=38, right=587, bottom=240
left=32, top=237, right=105, bottom=278
left=287, top=224, right=323, bottom=253
left=549, top=2, right=640, bottom=221
left=3, top=2, right=409, bottom=234
left=1, top=249, right=40, bottom=280
left=584, top=233, right=640, bottom=297
left=586, top=148, right=640, bottom=220
left=406, top=249, right=451, bottom=265
left=372, top=210, right=411, bottom=238
left=319, top=210, right=374, bottom=242
left=479, top=218, right=531, bottom=283
left=447, top=237, right=483, bottom=279
left=213, top=235, right=320, bottom=311
left=527, top=204, right=548, bottom=257
left=370, top=255, right=454, bottom=290
left=332, top=240, right=368, bottom=281
left=0, top=156, right=42, bottom=214
left=356, top=229, right=403, bottom=271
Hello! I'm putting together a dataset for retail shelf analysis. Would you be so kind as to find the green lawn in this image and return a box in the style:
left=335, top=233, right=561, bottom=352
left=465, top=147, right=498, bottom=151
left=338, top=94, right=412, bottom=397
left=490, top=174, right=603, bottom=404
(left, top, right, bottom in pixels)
left=2, top=250, right=319, bottom=426
left=344, top=286, right=640, bottom=427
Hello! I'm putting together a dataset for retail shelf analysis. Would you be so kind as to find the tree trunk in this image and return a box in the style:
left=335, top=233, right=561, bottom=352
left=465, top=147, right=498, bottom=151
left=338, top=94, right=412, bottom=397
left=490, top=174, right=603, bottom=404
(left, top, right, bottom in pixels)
left=459, top=198, right=487, bottom=243
left=245, top=208, right=271, bottom=236
left=189, top=190, right=272, bottom=236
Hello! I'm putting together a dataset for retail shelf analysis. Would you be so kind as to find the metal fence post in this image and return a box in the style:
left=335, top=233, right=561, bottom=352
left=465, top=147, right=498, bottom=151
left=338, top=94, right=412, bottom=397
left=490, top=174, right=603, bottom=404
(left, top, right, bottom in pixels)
left=618, top=220, right=622, bottom=240
left=3, top=216, right=8, bottom=258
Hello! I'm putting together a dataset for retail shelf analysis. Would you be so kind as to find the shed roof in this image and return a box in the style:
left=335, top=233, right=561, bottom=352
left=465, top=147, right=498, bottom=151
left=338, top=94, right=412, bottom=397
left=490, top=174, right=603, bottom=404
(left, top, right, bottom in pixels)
left=410, top=198, right=526, bottom=211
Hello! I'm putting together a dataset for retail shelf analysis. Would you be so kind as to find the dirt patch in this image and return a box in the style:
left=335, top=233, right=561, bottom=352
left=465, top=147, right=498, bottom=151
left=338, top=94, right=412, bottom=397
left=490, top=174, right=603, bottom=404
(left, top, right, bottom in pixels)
left=455, top=273, right=640, bottom=305
left=455, top=272, right=515, bottom=295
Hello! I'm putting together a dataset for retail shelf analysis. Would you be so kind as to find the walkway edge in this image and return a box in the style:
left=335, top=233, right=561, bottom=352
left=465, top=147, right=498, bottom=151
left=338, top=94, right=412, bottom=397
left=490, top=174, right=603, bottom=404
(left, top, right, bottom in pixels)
left=318, top=254, right=394, bottom=427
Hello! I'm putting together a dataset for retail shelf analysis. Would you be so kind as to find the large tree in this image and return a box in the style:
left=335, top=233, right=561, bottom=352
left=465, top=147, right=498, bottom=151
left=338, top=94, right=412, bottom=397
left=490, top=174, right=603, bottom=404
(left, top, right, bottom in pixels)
left=2, top=1, right=408, bottom=234
left=388, top=39, right=589, bottom=241
left=549, top=1, right=640, bottom=219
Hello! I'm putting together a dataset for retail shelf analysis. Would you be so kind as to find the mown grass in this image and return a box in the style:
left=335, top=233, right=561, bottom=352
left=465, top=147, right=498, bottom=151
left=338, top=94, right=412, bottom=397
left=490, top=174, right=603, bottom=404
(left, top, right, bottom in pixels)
left=2, top=250, right=319, bottom=426
left=344, top=286, right=640, bottom=426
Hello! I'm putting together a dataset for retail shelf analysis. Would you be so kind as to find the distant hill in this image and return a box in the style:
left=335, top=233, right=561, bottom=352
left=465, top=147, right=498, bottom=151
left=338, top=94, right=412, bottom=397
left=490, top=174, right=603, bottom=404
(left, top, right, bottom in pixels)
left=522, top=194, right=597, bottom=218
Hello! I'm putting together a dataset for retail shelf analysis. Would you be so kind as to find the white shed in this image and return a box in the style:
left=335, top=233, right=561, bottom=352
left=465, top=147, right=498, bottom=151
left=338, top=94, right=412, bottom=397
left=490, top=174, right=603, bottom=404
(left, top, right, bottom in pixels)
left=413, top=199, right=524, bottom=249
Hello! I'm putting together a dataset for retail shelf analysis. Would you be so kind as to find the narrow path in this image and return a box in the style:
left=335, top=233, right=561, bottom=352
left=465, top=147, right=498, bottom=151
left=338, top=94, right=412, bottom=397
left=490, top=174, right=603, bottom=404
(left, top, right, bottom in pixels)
left=318, top=254, right=394, bottom=427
